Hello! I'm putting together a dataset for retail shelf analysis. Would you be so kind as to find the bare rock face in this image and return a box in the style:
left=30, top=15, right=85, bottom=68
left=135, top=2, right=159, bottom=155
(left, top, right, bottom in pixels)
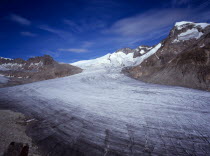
left=123, top=22, right=210, bottom=91
left=116, top=46, right=152, bottom=58
left=133, top=45, right=152, bottom=58
left=0, top=55, right=82, bottom=87
left=0, top=58, right=26, bottom=65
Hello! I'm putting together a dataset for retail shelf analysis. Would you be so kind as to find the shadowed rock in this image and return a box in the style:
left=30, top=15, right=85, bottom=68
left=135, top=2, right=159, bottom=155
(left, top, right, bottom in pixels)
left=3, top=142, right=29, bottom=156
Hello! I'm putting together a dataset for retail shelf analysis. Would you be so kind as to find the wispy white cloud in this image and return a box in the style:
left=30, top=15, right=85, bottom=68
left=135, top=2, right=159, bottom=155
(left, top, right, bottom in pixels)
left=57, top=41, right=93, bottom=54
left=20, top=31, right=37, bottom=37
left=104, top=6, right=210, bottom=42
left=8, top=14, right=31, bottom=26
left=82, top=41, right=94, bottom=48
left=63, top=19, right=82, bottom=33
left=39, top=25, right=62, bottom=35
left=58, top=48, right=89, bottom=53
left=38, top=24, right=73, bottom=39
left=99, top=5, right=210, bottom=49
left=105, top=9, right=191, bottom=37
left=63, top=18, right=106, bottom=34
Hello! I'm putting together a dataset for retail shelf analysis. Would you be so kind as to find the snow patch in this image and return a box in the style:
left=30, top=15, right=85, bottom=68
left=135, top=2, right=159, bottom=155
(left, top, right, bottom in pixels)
left=0, top=66, right=10, bottom=71
left=140, top=50, right=145, bottom=54
left=175, top=21, right=193, bottom=26
left=29, top=61, right=43, bottom=67
left=0, top=57, right=13, bottom=60
left=134, top=43, right=162, bottom=65
left=173, top=28, right=203, bottom=43
left=196, top=23, right=210, bottom=29
left=200, top=44, right=205, bottom=48
left=138, top=46, right=152, bottom=50
left=0, top=74, right=9, bottom=84
left=0, top=63, right=23, bottom=70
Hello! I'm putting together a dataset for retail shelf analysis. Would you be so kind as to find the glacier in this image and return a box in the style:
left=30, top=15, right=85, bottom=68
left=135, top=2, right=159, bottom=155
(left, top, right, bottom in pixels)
left=1, top=33, right=210, bottom=155
left=0, top=62, right=210, bottom=155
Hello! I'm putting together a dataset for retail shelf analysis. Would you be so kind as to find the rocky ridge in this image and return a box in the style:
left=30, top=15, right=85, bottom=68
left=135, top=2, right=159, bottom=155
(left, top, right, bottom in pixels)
left=0, top=55, right=82, bottom=87
left=116, top=45, right=153, bottom=58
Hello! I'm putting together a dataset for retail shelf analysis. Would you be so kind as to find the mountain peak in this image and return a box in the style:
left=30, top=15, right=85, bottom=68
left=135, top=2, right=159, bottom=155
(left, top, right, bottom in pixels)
left=175, top=21, right=194, bottom=26
left=0, top=57, right=13, bottom=61
left=175, top=21, right=210, bottom=30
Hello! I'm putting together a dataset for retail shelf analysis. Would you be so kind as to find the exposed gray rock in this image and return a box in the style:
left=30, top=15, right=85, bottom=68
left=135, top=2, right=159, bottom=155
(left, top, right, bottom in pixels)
left=0, top=110, right=41, bottom=156
left=116, top=48, right=135, bottom=54
left=133, top=45, right=152, bottom=58
left=116, top=46, right=152, bottom=58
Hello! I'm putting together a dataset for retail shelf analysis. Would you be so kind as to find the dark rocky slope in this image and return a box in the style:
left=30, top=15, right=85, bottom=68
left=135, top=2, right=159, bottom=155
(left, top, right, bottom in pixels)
left=123, top=22, right=210, bottom=91
left=0, top=55, right=82, bottom=87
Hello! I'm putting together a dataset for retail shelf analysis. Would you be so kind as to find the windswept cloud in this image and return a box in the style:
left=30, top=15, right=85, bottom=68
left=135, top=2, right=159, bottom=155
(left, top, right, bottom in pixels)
left=82, top=41, right=94, bottom=48
left=39, top=25, right=62, bottom=34
left=58, top=41, right=93, bottom=54
left=58, top=48, right=89, bottom=53
left=63, top=19, right=82, bottom=33
left=105, top=9, right=191, bottom=37
left=20, top=31, right=37, bottom=37
left=63, top=18, right=106, bottom=33
left=104, top=6, right=210, bottom=38
left=8, top=14, right=31, bottom=26
left=38, top=24, right=72, bottom=39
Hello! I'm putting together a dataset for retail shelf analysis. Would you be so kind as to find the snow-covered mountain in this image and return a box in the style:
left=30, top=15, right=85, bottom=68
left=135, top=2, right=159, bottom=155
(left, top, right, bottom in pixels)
left=124, top=21, right=210, bottom=91
left=72, top=44, right=161, bottom=69
left=73, top=21, right=209, bottom=69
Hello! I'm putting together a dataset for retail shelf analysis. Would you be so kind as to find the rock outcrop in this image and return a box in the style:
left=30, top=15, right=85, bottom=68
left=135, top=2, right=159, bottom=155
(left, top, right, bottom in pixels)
left=123, top=21, right=210, bottom=91
left=133, top=45, right=152, bottom=58
left=116, top=46, right=152, bottom=58
left=116, top=48, right=134, bottom=54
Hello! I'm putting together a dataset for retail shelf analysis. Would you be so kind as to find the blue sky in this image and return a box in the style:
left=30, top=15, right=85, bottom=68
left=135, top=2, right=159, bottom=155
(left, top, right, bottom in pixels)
left=0, top=0, right=210, bottom=63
